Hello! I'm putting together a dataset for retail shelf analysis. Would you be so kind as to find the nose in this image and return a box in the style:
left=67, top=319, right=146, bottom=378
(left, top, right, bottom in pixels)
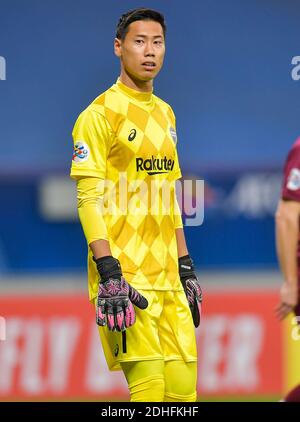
left=144, top=41, right=155, bottom=57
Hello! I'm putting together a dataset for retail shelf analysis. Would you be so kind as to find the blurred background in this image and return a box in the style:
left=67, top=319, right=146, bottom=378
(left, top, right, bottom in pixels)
left=0, top=0, right=300, bottom=402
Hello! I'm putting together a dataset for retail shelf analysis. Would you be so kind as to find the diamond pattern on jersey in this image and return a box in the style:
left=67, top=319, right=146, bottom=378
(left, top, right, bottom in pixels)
left=127, top=103, right=149, bottom=132
left=144, top=115, right=168, bottom=151
left=73, top=80, right=183, bottom=296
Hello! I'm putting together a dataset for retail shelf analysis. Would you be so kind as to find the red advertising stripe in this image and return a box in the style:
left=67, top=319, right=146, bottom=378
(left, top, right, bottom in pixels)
left=198, top=290, right=282, bottom=395
left=0, top=294, right=127, bottom=399
left=0, top=290, right=283, bottom=399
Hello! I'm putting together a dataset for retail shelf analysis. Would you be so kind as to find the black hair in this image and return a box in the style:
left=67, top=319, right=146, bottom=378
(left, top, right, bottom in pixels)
left=116, top=8, right=166, bottom=40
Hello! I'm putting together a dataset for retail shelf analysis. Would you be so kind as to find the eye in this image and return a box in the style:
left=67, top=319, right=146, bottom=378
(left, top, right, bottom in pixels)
left=154, top=40, right=163, bottom=45
left=135, top=39, right=144, bottom=45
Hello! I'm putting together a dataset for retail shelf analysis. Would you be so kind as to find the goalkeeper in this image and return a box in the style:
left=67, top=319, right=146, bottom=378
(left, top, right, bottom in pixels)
left=70, top=8, right=202, bottom=402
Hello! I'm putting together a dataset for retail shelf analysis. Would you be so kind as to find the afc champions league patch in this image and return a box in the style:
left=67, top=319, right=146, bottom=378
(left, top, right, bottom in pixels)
left=169, top=127, right=177, bottom=144
left=72, top=141, right=89, bottom=163
left=287, top=168, right=300, bottom=191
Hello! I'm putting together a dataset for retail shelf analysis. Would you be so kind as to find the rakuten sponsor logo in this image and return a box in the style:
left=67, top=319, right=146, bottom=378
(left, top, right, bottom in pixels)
left=136, top=156, right=174, bottom=174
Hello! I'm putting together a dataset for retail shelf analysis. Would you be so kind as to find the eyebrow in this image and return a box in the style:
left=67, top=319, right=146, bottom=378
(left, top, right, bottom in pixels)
left=134, top=34, right=163, bottom=39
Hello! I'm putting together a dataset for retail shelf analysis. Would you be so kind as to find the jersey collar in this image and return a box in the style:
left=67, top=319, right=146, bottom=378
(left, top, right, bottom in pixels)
left=115, top=78, right=153, bottom=104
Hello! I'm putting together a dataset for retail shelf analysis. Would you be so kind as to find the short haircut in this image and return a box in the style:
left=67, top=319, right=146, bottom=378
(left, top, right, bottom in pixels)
left=116, top=8, right=166, bottom=40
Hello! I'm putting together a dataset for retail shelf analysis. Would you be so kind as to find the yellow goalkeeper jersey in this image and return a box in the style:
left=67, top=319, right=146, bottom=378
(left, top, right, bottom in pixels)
left=71, top=79, right=183, bottom=300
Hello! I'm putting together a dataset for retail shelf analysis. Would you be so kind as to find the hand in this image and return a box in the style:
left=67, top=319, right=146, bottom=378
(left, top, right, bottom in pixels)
left=275, top=281, right=298, bottom=321
left=179, top=255, right=203, bottom=327
left=94, top=256, right=148, bottom=331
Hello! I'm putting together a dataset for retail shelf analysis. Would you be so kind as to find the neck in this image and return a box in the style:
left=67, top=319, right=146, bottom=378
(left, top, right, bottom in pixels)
left=119, top=69, right=153, bottom=93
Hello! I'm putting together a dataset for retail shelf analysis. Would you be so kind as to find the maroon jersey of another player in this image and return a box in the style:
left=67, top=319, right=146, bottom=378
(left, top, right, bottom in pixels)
left=281, top=137, right=300, bottom=313
left=282, top=138, right=300, bottom=203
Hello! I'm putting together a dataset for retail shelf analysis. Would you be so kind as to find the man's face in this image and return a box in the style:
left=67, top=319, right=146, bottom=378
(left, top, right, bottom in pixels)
left=115, top=20, right=165, bottom=82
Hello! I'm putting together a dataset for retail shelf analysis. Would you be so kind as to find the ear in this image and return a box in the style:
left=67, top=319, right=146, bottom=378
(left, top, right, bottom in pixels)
left=114, top=38, right=122, bottom=58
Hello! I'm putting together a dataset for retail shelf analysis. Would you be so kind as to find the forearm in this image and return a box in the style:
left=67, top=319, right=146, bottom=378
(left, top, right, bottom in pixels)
left=90, top=239, right=112, bottom=259
left=176, top=228, right=189, bottom=258
left=173, top=186, right=188, bottom=258
left=276, top=207, right=299, bottom=285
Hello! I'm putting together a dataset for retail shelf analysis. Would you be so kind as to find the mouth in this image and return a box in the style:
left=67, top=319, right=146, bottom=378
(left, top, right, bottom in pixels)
left=142, top=62, right=156, bottom=70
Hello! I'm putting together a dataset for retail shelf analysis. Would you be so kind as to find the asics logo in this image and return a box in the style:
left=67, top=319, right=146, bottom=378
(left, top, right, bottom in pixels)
left=128, top=129, right=137, bottom=142
left=136, top=156, right=175, bottom=175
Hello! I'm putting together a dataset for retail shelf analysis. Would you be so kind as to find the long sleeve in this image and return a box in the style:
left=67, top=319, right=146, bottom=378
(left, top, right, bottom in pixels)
left=77, top=177, right=108, bottom=244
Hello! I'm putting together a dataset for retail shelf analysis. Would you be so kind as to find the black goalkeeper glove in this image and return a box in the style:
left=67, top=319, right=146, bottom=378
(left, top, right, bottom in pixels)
left=93, top=256, right=148, bottom=332
left=179, top=254, right=203, bottom=327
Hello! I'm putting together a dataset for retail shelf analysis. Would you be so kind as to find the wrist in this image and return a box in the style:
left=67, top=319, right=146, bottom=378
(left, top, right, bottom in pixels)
left=284, top=278, right=298, bottom=285
left=178, top=254, right=195, bottom=280
left=93, top=256, right=122, bottom=282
